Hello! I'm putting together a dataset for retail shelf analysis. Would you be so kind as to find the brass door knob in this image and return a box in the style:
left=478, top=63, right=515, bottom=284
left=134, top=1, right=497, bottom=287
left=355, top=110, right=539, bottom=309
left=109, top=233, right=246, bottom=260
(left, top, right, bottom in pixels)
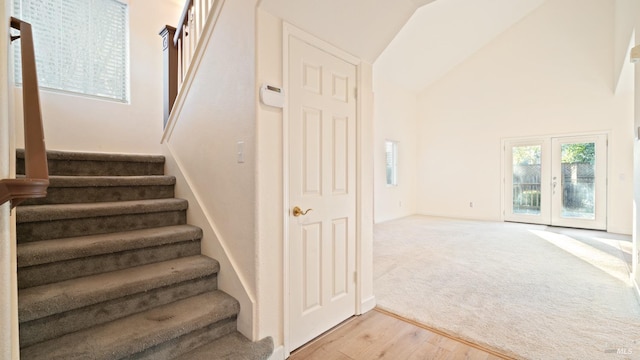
left=292, top=206, right=312, bottom=217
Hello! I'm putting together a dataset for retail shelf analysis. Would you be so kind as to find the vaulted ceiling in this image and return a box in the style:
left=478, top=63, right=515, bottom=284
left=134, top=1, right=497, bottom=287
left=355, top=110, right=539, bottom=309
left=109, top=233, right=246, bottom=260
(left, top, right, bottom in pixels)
left=258, top=0, right=437, bottom=63
left=259, top=0, right=546, bottom=91
left=375, top=0, right=546, bottom=91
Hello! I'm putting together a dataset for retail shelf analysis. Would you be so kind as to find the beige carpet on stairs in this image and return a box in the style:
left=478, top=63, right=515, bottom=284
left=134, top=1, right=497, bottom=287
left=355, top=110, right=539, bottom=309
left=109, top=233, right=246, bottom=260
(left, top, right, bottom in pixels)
left=374, top=216, right=640, bottom=360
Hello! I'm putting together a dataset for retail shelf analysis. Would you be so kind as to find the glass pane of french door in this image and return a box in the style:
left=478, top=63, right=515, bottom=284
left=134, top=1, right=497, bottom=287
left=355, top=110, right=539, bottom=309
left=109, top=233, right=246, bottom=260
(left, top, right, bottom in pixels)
left=512, top=145, right=542, bottom=215
left=551, top=135, right=607, bottom=230
left=560, top=142, right=596, bottom=219
left=504, top=139, right=550, bottom=225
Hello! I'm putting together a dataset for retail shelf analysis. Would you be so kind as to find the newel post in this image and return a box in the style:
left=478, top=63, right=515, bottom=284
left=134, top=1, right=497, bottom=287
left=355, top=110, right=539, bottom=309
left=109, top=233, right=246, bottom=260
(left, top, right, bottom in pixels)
left=159, top=25, right=177, bottom=129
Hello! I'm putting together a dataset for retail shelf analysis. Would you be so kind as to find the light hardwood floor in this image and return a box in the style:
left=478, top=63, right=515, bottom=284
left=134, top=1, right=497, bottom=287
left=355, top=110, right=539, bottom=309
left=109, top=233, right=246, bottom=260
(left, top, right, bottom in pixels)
left=289, top=309, right=514, bottom=360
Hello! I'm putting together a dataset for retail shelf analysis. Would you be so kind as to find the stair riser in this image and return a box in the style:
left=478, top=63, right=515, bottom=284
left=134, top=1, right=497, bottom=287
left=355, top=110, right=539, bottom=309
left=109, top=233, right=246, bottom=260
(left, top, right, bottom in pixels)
left=21, top=185, right=175, bottom=205
left=20, top=275, right=218, bottom=347
left=124, top=317, right=237, bottom=360
left=19, top=240, right=202, bottom=288
left=17, top=159, right=165, bottom=177
left=17, top=211, right=187, bottom=242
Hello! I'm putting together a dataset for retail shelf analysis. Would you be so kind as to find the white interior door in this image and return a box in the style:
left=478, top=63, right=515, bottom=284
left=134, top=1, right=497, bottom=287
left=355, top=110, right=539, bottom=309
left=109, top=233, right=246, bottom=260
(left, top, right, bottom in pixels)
left=504, top=134, right=607, bottom=230
left=288, top=35, right=357, bottom=351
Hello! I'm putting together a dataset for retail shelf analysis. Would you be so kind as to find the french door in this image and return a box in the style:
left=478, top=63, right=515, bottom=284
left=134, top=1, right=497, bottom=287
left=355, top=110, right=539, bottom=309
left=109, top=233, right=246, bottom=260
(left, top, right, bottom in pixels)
left=504, top=134, right=607, bottom=230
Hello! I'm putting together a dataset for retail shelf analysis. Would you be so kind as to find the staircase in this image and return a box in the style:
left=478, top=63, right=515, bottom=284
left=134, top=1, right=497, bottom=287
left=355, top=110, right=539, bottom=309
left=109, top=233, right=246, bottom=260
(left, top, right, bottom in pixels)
left=15, top=149, right=273, bottom=360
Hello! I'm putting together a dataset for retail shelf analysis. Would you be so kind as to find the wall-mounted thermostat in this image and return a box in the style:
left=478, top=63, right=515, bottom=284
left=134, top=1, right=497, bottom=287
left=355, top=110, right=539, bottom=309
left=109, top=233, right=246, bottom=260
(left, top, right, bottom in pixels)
left=260, top=84, right=284, bottom=108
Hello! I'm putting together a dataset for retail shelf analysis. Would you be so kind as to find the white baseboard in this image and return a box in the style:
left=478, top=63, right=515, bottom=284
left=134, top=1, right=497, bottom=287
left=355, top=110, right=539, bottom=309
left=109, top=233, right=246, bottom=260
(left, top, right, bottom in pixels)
left=269, top=345, right=285, bottom=360
left=360, top=295, right=376, bottom=314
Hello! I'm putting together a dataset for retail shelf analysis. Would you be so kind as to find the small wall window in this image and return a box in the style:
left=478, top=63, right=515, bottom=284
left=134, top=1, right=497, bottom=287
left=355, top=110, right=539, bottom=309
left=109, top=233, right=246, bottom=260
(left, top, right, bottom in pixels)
left=13, top=0, right=129, bottom=102
left=385, top=140, right=398, bottom=186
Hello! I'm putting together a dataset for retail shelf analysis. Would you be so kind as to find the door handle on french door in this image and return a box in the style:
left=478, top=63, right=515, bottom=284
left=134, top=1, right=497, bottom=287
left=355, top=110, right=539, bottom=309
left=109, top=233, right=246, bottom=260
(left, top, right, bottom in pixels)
left=292, top=206, right=312, bottom=217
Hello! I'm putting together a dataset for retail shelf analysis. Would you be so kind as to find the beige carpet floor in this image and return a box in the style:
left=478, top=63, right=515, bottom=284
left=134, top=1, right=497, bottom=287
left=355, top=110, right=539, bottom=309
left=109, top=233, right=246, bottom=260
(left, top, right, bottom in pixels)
left=373, top=216, right=640, bottom=360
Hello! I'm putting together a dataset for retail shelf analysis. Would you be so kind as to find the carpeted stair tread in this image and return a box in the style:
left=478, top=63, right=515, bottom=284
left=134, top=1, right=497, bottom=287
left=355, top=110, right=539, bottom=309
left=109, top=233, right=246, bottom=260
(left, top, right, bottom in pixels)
left=18, top=225, right=202, bottom=267
left=46, top=175, right=176, bottom=187
left=18, top=175, right=176, bottom=187
left=19, top=255, right=219, bottom=322
left=16, top=149, right=165, bottom=176
left=20, top=290, right=239, bottom=360
left=19, top=275, right=218, bottom=348
left=17, top=149, right=166, bottom=163
left=16, top=198, right=188, bottom=223
left=175, top=332, right=274, bottom=360
left=18, top=175, right=176, bottom=205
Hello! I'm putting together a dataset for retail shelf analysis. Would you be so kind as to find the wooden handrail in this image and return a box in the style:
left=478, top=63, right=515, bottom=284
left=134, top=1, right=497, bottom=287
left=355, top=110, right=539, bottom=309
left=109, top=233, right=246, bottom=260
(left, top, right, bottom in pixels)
left=160, top=0, right=217, bottom=127
left=0, top=17, right=49, bottom=209
left=174, top=0, right=194, bottom=46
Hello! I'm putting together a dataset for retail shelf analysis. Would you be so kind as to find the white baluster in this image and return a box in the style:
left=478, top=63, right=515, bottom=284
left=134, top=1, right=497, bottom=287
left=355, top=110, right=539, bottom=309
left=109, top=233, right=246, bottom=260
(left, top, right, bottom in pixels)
left=193, top=0, right=204, bottom=35
left=177, top=37, right=183, bottom=87
left=172, top=0, right=218, bottom=95
left=186, top=7, right=194, bottom=73
left=203, top=0, right=210, bottom=19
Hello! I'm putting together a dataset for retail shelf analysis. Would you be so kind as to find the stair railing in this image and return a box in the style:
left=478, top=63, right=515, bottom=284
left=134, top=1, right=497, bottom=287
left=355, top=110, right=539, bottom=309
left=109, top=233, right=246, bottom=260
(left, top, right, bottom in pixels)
left=160, top=0, right=217, bottom=128
left=0, top=17, right=49, bottom=209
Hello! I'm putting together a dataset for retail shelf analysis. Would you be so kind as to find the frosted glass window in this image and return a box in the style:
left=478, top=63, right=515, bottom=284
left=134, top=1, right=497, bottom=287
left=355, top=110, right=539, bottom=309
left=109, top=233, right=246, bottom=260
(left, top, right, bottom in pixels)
left=385, top=140, right=398, bottom=186
left=13, top=0, right=129, bottom=102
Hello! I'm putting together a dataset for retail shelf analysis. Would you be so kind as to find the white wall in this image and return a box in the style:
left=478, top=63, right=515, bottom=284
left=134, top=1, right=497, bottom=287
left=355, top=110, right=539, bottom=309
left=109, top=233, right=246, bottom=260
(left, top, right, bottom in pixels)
left=357, top=60, right=376, bottom=319
left=632, top=0, right=640, bottom=293
left=255, top=8, right=284, bottom=354
left=416, top=0, right=634, bottom=234
left=161, top=0, right=258, bottom=338
left=615, top=0, right=636, bottom=92
left=13, top=0, right=182, bottom=154
left=372, top=78, right=418, bottom=223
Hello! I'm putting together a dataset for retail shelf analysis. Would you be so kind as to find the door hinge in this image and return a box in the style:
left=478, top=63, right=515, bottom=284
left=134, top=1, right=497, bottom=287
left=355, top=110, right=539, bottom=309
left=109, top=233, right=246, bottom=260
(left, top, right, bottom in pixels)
left=353, top=271, right=357, bottom=283
left=354, top=88, right=358, bottom=100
